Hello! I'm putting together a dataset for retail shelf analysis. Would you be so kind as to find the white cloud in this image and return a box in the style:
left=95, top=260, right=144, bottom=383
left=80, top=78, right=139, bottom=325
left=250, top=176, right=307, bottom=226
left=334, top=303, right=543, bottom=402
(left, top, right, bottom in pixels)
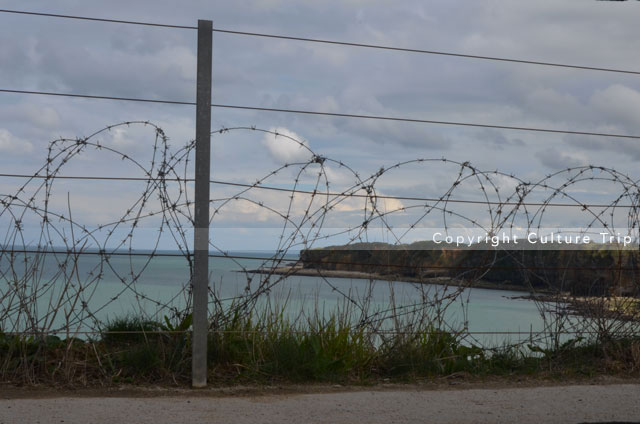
left=370, top=192, right=405, bottom=215
left=262, top=127, right=313, bottom=164
left=1, top=0, right=640, bottom=244
left=108, top=127, right=132, bottom=147
left=0, top=129, right=33, bottom=154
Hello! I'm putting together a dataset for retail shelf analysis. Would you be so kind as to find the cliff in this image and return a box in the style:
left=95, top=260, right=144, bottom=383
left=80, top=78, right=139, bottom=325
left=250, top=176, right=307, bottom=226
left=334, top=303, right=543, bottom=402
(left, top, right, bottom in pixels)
left=299, top=242, right=640, bottom=296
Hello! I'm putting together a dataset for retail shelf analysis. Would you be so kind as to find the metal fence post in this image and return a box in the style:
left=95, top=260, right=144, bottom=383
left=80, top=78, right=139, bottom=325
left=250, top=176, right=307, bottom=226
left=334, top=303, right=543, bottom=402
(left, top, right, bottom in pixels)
left=192, top=19, right=212, bottom=388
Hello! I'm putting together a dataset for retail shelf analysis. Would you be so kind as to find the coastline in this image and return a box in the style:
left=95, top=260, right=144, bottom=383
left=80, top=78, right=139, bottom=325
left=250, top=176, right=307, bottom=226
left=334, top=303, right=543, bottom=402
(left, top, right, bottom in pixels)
left=246, top=265, right=535, bottom=293
left=247, top=266, right=640, bottom=322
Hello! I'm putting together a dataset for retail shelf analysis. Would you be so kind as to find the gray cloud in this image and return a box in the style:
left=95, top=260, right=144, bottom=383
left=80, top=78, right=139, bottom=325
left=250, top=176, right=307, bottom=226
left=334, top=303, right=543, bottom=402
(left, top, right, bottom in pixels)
left=1, top=0, right=640, bottom=245
left=535, top=147, right=587, bottom=170
left=567, top=135, right=640, bottom=161
left=474, top=129, right=525, bottom=149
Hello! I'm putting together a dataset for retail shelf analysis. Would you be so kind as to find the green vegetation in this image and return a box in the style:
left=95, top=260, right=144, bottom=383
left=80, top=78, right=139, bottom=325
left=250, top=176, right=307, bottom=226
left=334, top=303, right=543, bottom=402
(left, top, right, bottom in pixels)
left=1, top=310, right=639, bottom=386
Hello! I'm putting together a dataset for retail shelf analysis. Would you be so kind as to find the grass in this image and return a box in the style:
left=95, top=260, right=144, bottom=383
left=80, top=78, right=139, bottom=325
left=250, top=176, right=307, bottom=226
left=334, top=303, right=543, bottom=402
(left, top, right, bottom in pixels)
left=207, top=311, right=374, bottom=382
left=1, top=309, right=639, bottom=386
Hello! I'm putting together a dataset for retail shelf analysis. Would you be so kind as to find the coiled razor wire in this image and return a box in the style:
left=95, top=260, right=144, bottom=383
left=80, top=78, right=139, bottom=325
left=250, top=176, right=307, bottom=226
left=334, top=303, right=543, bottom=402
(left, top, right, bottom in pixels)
left=0, top=122, right=638, bottom=347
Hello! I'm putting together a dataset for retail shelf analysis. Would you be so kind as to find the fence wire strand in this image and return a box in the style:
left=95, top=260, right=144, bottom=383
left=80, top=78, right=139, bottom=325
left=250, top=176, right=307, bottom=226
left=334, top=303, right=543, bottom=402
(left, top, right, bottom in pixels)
left=1, top=122, right=639, bottom=354
left=2, top=8, right=640, bottom=75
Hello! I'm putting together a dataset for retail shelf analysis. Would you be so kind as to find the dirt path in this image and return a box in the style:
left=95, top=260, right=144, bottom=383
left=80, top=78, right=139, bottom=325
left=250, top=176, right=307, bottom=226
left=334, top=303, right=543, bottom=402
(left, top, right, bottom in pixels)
left=1, top=383, right=639, bottom=423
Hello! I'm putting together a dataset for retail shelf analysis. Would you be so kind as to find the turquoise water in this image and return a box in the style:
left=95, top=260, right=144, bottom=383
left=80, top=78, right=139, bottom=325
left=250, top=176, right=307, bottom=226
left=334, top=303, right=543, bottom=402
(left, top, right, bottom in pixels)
left=0, top=251, right=551, bottom=346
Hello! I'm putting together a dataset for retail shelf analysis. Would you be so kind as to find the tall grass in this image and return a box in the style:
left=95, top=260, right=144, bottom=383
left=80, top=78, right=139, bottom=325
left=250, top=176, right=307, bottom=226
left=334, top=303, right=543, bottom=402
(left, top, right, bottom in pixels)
left=1, top=301, right=639, bottom=385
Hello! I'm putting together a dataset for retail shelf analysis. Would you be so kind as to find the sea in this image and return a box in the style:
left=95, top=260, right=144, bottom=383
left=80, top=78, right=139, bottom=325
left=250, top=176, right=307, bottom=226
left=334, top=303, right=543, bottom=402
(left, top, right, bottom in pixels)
left=0, top=250, right=570, bottom=347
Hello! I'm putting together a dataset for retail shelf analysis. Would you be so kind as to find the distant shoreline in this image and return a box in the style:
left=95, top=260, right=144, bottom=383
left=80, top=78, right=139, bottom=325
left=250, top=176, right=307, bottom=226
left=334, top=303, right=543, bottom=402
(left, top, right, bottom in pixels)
left=247, top=265, right=535, bottom=293
left=247, top=266, right=640, bottom=321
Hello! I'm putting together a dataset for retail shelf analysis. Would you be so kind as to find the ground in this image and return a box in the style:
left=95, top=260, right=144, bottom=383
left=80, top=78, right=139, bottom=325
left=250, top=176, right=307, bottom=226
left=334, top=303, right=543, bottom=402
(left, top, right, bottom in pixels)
left=1, top=378, right=640, bottom=423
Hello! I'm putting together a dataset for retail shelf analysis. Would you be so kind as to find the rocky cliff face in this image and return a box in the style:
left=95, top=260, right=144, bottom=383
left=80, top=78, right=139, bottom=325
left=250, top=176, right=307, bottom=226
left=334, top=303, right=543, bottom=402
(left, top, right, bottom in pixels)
left=299, top=243, right=640, bottom=296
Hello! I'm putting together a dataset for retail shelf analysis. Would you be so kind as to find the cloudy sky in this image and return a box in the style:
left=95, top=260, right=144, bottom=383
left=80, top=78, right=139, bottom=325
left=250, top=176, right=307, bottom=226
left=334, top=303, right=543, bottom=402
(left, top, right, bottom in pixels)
left=1, top=0, right=640, bottom=251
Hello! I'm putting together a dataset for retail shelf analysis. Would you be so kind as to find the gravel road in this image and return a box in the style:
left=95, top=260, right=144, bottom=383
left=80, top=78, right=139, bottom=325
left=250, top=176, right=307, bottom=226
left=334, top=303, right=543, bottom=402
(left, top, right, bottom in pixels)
left=2, top=383, right=640, bottom=423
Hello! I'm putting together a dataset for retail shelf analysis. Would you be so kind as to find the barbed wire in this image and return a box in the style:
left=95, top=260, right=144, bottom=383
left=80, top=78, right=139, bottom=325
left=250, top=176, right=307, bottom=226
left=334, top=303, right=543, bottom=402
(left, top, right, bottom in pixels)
left=1, top=172, right=637, bottom=209
left=0, top=329, right=624, bottom=336
left=1, top=122, right=639, bottom=350
left=1, top=249, right=638, bottom=272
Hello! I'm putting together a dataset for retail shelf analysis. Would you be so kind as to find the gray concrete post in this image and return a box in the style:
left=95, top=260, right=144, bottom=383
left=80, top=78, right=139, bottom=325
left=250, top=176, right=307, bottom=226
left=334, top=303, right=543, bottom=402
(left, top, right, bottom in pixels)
left=192, top=19, right=212, bottom=388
